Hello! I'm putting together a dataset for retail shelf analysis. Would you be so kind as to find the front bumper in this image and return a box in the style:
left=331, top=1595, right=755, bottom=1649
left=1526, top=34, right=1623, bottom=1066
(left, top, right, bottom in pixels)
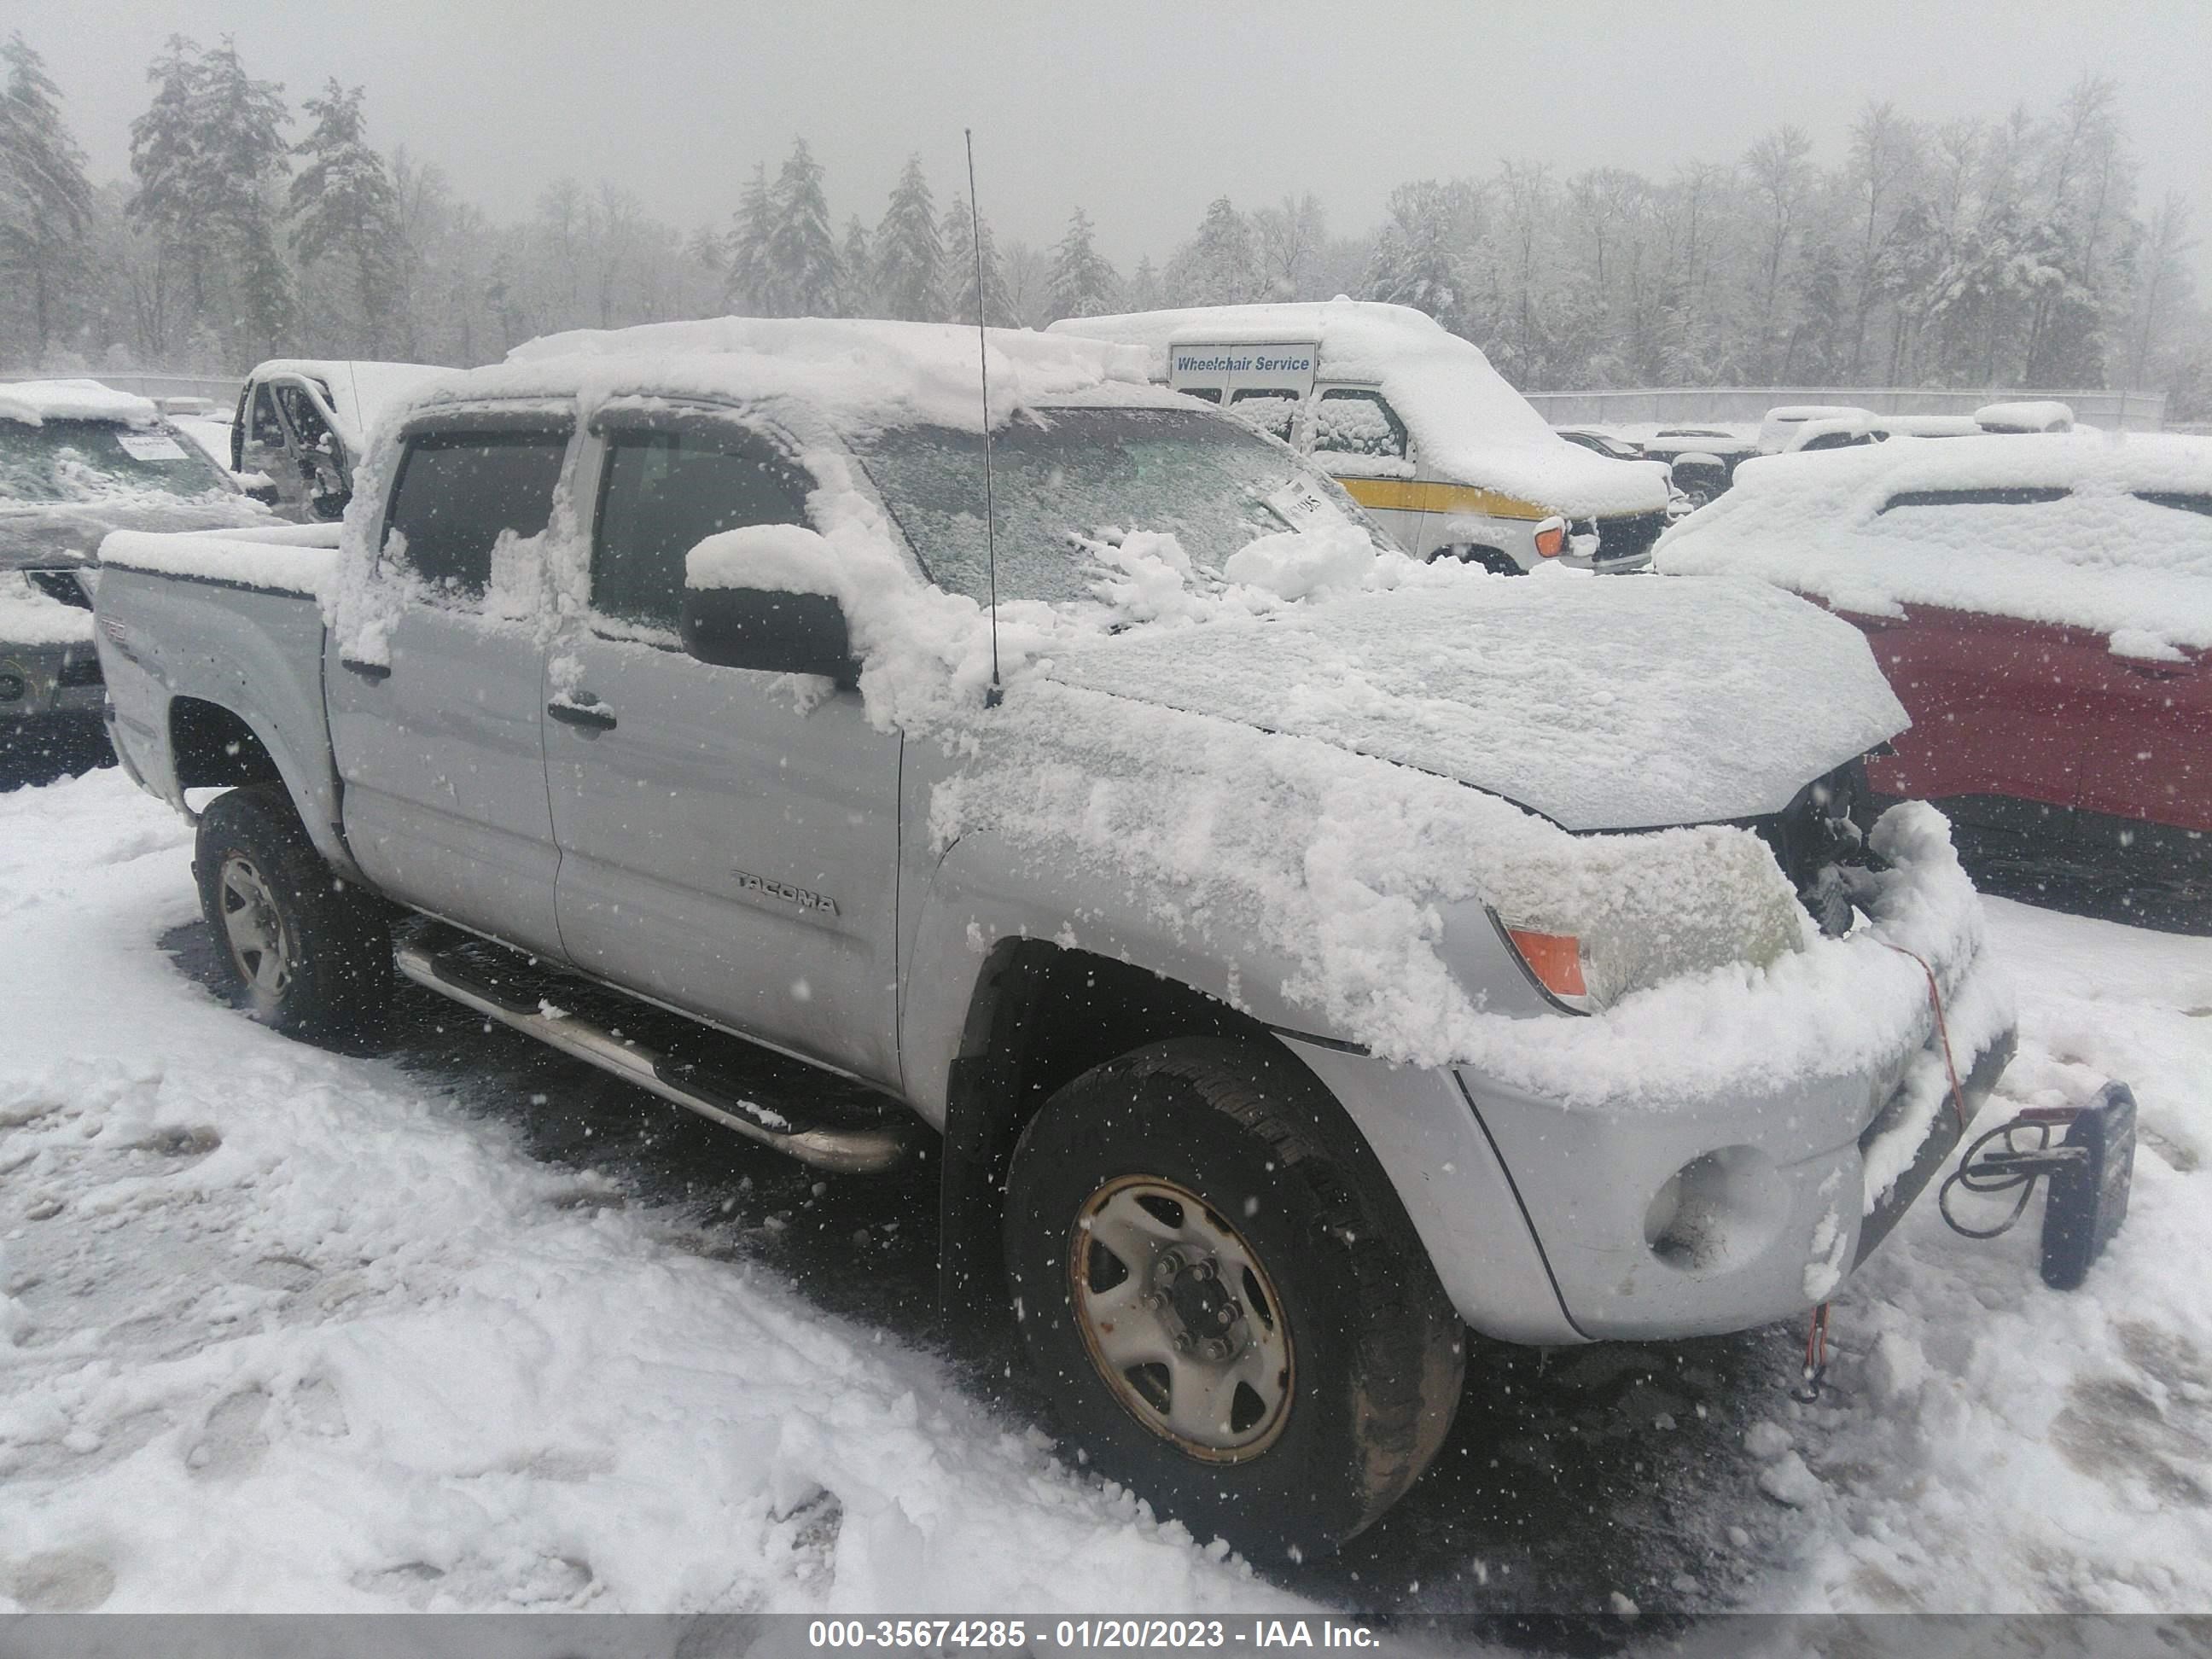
left=1461, top=1003, right=2016, bottom=1342
left=1288, top=938, right=2014, bottom=1346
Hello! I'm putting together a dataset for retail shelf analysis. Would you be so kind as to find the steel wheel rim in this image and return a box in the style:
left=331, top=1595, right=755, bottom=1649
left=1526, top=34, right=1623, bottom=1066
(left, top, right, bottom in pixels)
left=1068, top=1173, right=1295, bottom=1462
left=218, top=853, right=294, bottom=999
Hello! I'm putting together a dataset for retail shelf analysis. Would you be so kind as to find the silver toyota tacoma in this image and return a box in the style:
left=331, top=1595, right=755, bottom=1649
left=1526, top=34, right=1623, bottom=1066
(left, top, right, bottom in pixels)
left=91, top=319, right=2014, bottom=1561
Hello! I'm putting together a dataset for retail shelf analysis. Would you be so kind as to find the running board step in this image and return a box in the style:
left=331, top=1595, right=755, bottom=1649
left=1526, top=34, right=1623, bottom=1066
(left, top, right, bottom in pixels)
left=393, top=937, right=923, bottom=1175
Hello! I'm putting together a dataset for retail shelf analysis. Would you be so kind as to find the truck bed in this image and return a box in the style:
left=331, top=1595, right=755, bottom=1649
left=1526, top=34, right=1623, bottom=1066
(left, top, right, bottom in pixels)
left=93, top=523, right=353, bottom=874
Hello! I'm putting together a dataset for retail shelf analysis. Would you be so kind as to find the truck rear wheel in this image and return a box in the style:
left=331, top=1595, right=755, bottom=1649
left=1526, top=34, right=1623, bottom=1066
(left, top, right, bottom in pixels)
left=193, top=783, right=391, bottom=1050
left=1003, top=1037, right=1464, bottom=1562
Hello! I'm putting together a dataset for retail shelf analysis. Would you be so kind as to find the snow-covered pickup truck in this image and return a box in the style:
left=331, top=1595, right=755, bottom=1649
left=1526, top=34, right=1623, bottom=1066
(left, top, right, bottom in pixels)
left=93, top=317, right=2016, bottom=1561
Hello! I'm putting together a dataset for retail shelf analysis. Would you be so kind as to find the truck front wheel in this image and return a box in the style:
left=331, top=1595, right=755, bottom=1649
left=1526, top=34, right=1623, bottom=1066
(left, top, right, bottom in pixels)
left=193, top=783, right=391, bottom=1051
left=1003, top=1037, right=1464, bottom=1562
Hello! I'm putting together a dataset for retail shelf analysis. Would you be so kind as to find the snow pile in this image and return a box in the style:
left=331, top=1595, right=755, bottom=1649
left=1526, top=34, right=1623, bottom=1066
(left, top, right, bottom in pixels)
left=487, top=316, right=1155, bottom=438
left=1975, top=399, right=2074, bottom=433
left=0, top=769, right=1307, bottom=1614
left=1656, top=432, right=2212, bottom=651
left=1755, top=405, right=1875, bottom=453
left=687, top=522, right=844, bottom=595
left=0, top=379, right=160, bottom=428
left=1218, top=519, right=1379, bottom=599
left=1051, top=301, right=1670, bottom=516
left=0, top=570, right=93, bottom=646
left=100, top=523, right=342, bottom=600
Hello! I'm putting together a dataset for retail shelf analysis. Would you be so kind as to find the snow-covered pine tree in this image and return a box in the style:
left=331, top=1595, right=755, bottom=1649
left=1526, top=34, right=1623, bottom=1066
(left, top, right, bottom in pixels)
left=874, top=154, right=942, bottom=321
left=289, top=79, right=400, bottom=355
left=128, top=36, right=293, bottom=358
left=0, top=32, right=95, bottom=358
left=837, top=214, right=874, bottom=317
left=726, top=162, right=774, bottom=311
left=125, top=36, right=211, bottom=315
left=1124, top=254, right=1163, bottom=311
left=940, top=193, right=1011, bottom=326
left=765, top=137, right=839, bottom=317
left=1047, top=207, right=1119, bottom=319
left=1166, top=196, right=1261, bottom=306
left=197, top=38, right=294, bottom=353
left=1363, top=179, right=1474, bottom=333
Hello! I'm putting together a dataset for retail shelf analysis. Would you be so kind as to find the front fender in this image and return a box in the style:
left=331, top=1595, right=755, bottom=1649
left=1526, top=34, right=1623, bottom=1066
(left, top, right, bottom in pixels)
left=899, top=828, right=1345, bottom=1126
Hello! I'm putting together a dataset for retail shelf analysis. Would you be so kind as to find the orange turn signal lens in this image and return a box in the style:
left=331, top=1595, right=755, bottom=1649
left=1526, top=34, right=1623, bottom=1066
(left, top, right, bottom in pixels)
left=1506, top=928, right=1588, bottom=1000
left=1533, top=519, right=1568, bottom=558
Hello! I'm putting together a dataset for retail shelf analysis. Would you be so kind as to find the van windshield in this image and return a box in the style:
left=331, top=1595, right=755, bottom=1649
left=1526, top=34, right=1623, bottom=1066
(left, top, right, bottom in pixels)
left=854, top=405, right=1348, bottom=606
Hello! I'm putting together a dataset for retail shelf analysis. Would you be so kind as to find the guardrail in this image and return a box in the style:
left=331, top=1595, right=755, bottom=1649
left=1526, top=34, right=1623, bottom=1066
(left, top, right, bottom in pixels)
left=1528, top=387, right=2168, bottom=432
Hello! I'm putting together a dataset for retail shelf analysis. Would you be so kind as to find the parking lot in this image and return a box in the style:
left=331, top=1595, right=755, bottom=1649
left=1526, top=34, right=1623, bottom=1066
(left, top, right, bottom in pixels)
left=2, top=765, right=2207, bottom=1616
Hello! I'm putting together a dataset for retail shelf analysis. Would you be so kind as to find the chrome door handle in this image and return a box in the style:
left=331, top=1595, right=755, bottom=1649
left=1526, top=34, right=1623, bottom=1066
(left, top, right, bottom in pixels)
left=340, top=657, right=391, bottom=682
left=547, top=698, right=617, bottom=731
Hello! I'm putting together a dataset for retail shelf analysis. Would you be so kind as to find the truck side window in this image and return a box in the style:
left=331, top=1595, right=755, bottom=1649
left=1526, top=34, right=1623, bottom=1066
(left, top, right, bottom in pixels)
left=384, top=430, right=570, bottom=598
left=593, top=428, right=813, bottom=631
left=1179, top=387, right=1223, bottom=405
left=1230, top=388, right=1300, bottom=443
left=275, top=384, right=335, bottom=456
left=1313, top=390, right=1409, bottom=460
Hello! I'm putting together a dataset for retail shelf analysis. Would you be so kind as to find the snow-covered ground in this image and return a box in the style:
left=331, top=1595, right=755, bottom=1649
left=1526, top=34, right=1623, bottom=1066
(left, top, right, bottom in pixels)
left=2, top=765, right=2209, bottom=1617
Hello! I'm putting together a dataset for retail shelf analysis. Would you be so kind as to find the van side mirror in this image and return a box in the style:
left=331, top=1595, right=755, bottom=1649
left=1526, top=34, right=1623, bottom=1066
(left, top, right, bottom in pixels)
left=679, top=586, right=860, bottom=686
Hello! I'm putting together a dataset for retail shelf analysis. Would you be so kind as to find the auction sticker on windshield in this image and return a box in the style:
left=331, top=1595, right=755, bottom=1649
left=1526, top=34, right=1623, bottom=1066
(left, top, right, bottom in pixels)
left=1266, top=481, right=1339, bottom=529
left=116, top=431, right=188, bottom=463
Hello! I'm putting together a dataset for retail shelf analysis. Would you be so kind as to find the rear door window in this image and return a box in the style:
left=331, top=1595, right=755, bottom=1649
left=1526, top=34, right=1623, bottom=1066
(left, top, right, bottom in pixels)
left=1313, top=390, right=1409, bottom=460
left=592, top=425, right=814, bottom=632
left=385, top=429, right=570, bottom=598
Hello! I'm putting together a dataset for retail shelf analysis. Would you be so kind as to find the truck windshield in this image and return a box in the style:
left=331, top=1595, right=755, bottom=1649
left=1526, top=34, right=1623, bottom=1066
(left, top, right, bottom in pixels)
left=853, top=405, right=1348, bottom=606
left=0, top=418, right=233, bottom=506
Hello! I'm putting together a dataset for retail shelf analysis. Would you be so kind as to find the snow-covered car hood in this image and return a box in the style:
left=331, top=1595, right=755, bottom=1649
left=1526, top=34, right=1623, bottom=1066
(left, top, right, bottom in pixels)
left=1041, top=573, right=1907, bottom=831
left=1656, top=432, right=2212, bottom=652
left=0, top=496, right=272, bottom=571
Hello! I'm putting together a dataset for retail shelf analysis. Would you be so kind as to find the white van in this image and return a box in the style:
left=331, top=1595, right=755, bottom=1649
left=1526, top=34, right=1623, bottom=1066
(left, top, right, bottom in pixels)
left=1051, top=301, right=1672, bottom=573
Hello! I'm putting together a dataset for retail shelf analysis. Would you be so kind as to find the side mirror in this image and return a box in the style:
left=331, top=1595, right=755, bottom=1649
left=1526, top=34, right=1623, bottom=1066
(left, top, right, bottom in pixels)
left=679, top=586, right=860, bottom=686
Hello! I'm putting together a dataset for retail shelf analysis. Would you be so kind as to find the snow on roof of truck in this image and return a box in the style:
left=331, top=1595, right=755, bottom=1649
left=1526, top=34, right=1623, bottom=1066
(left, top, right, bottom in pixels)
left=253, top=359, right=454, bottom=450
left=1656, top=430, right=2212, bottom=649
left=426, top=316, right=1161, bottom=435
left=1051, top=300, right=1668, bottom=517
left=0, top=379, right=160, bottom=428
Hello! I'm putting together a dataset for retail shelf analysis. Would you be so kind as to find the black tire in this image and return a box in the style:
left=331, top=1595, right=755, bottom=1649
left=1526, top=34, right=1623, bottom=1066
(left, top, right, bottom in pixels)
left=1426, top=543, right=1521, bottom=576
left=1004, top=1037, right=1464, bottom=1562
left=193, top=782, right=391, bottom=1050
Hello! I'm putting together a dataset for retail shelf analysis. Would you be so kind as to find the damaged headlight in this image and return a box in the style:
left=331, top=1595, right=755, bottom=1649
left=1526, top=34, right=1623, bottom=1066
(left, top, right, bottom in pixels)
left=1448, top=822, right=1810, bottom=1015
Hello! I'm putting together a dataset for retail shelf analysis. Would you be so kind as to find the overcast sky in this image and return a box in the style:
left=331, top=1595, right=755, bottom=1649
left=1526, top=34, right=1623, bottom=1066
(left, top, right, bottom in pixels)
left=18, top=0, right=2212, bottom=283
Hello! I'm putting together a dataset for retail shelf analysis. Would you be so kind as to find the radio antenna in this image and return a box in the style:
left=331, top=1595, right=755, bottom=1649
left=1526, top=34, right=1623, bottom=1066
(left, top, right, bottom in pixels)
left=965, top=127, right=1004, bottom=708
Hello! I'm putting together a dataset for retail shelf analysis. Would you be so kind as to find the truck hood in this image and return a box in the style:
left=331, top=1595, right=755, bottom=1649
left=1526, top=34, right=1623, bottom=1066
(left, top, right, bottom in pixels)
left=0, top=497, right=271, bottom=571
left=1040, top=573, right=1907, bottom=831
